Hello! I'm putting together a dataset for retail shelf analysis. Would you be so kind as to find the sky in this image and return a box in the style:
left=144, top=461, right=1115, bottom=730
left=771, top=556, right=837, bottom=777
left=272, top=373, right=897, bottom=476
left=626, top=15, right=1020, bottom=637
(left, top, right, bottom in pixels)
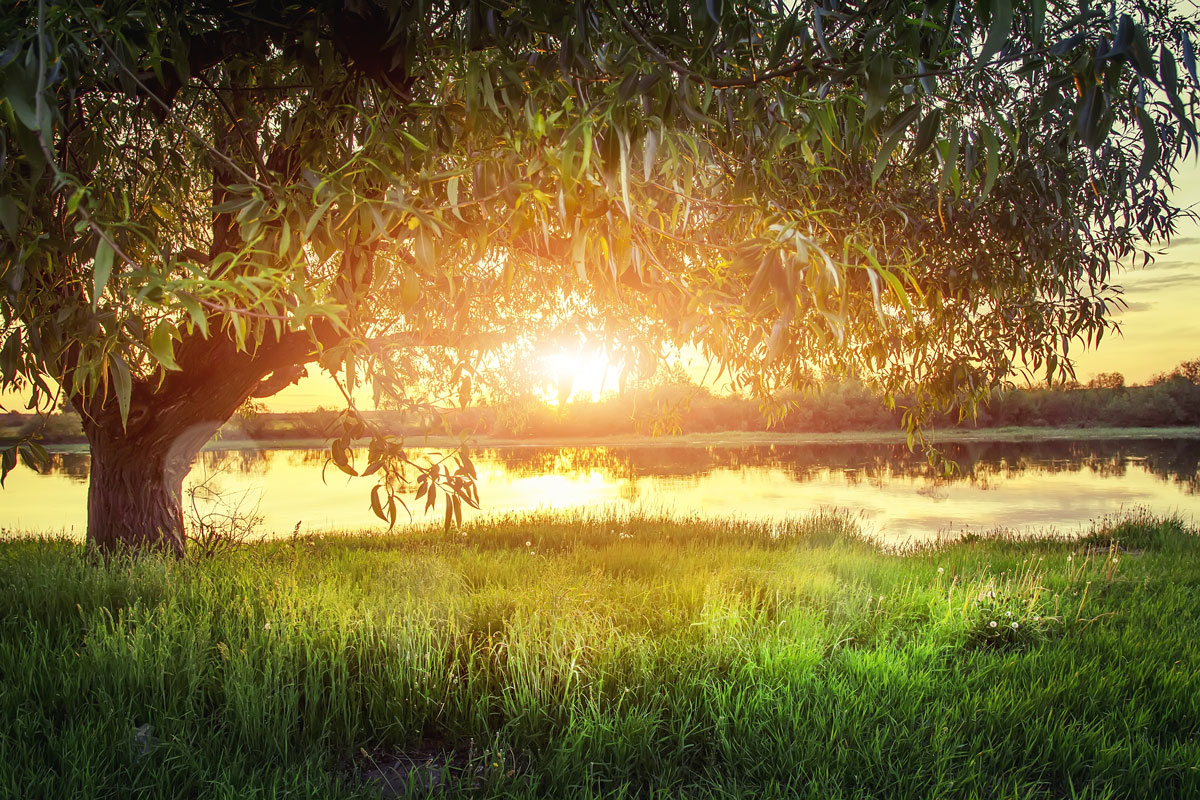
left=4, top=165, right=1196, bottom=414
left=264, top=160, right=1200, bottom=410
left=1068, top=161, right=1200, bottom=383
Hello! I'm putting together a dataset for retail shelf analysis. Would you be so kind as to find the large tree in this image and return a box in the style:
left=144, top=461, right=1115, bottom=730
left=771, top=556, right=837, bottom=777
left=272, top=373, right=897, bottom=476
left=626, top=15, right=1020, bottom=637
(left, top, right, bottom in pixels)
left=1, top=0, right=1196, bottom=554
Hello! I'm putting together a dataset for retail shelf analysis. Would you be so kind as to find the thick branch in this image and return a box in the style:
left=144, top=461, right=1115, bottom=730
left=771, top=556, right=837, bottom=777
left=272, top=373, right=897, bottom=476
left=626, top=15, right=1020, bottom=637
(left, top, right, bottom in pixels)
left=252, top=364, right=309, bottom=398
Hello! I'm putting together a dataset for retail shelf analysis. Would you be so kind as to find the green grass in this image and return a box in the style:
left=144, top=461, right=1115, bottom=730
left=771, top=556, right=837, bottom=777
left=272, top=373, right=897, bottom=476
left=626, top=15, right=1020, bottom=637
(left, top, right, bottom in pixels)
left=1, top=509, right=1198, bottom=799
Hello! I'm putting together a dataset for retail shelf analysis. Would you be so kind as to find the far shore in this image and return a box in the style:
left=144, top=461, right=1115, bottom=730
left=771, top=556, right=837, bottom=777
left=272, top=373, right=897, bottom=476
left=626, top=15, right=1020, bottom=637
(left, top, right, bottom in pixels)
left=23, top=424, right=1200, bottom=454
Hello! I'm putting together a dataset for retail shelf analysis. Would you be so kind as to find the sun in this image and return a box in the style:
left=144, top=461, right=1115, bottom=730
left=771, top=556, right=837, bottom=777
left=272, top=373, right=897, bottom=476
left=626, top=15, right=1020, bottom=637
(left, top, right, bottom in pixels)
left=540, top=347, right=614, bottom=405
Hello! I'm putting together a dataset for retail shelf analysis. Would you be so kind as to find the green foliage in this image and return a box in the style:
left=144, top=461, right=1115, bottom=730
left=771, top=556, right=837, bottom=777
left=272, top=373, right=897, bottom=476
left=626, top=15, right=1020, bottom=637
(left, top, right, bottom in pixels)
left=457, top=372, right=1200, bottom=437
left=1088, top=371, right=1126, bottom=389
left=1, top=0, right=1198, bottom=537
left=12, top=370, right=1200, bottom=443
left=0, top=511, right=1198, bottom=797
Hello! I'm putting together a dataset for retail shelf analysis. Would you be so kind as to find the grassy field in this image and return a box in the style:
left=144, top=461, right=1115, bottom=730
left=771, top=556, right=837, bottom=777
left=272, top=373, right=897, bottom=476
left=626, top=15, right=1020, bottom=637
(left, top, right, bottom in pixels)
left=1, top=511, right=1198, bottom=799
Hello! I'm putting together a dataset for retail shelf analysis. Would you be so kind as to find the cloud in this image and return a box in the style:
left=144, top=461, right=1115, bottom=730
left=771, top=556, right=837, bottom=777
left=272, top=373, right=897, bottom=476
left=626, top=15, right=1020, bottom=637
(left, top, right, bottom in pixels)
left=1126, top=257, right=1197, bottom=271
left=1112, top=301, right=1155, bottom=314
left=1119, top=271, right=1200, bottom=291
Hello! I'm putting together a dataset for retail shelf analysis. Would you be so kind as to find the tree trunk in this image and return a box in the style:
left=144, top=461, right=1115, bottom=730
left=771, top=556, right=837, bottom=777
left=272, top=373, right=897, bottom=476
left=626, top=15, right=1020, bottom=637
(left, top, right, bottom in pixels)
left=75, top=328, right=320, bottom=556
left=84, top=413, right=219, bottom=558
left=86, top=426, right=191, bottom=557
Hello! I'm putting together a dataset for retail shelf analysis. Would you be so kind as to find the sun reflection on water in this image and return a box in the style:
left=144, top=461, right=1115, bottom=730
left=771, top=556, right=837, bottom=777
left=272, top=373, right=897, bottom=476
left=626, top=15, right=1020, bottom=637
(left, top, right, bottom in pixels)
left=3, top=439, right=1200, bottom=542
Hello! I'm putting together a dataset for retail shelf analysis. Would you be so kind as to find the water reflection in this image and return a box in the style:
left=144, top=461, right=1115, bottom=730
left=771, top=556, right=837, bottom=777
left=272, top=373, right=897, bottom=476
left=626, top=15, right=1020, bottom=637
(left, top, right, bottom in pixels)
left=4, top=437, right=1200, bottom=542
left=481, top=439, right=1200, bottom=493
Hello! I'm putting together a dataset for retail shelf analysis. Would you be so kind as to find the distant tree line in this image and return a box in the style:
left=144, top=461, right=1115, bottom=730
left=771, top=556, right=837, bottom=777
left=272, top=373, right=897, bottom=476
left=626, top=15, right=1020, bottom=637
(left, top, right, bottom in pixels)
left=457, top=357, right=1200, bottom=437
left=6, top=359, right=1200, bottom=445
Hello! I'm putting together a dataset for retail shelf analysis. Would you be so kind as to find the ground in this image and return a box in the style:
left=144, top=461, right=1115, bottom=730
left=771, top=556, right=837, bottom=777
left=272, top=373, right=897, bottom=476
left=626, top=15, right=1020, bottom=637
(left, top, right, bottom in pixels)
left=1, top=510, right=1197, bottom=798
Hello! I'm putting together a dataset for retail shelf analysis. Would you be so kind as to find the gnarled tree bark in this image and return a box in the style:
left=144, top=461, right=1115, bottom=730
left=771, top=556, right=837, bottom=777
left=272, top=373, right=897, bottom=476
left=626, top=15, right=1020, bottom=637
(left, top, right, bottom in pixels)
left=83, top=413, right=207, bottom=557
left=75, top=326, right=321, bottom=556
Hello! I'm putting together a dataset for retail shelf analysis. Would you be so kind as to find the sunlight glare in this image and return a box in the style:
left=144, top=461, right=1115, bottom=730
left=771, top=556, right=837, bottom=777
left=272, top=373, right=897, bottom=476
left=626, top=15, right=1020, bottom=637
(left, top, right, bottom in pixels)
left=540, top=348, right=614, bottom=405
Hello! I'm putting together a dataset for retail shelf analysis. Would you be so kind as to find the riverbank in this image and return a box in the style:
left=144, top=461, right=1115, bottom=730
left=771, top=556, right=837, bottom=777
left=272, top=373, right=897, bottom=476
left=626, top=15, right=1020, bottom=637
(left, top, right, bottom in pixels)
left=20, top=424, right=1200, bottom=455
left=173, top=424, right=1200, bottom=450
left=2, top=510, right=1197, bottom=798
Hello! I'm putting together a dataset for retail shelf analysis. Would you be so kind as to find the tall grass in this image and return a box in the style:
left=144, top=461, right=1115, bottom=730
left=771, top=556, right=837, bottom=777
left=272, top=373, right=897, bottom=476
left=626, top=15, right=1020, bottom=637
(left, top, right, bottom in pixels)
left=1, top=510, right=1197, bottom=798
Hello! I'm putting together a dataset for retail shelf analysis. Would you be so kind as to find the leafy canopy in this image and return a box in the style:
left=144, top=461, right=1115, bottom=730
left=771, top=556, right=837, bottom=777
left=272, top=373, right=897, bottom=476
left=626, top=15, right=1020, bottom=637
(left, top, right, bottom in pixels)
left=1, top=0, right=1197, bottom=517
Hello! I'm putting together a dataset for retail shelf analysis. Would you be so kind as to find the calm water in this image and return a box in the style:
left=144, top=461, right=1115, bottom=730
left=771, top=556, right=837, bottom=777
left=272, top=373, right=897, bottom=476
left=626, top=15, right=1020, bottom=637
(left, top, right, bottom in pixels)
left=4, top=438, right=1200, bottom=543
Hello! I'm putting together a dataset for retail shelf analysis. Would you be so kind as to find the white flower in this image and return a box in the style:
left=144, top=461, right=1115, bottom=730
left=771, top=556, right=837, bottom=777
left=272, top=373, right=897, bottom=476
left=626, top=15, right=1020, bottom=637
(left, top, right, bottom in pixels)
left=989, top=621, right=997, bottom=628
left=1010, top=622, right=1019, bottom=630
left=1005, top=611, right=1012, bottom=617
left=1067, top=555, right=1073, bottom=561
left=264, top=621, right=271, bottom=630
left=1033, top=615, right=1040, bottom=621
left=525, top=541, right=532, bottom=547
left=937, top=567, right=944, bottom=574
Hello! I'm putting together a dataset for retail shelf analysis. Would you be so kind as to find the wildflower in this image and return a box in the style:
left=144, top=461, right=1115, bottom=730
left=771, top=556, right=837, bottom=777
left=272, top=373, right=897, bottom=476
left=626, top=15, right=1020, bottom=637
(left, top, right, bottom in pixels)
left=1010, top=622, right=1019, bottom=630
left=989, top=621, right=997, bottom=628
left=1005, top=611, right=1012, bottom=617
left=1067, top=555, right=1073, bottom=561
left=264, top=621, right=271, bottom=630
left=937, top=567, right=944, bottom=574
left=525, top=541, right=532, bottom=547
left=1033, top=615, right=1040, bottom=621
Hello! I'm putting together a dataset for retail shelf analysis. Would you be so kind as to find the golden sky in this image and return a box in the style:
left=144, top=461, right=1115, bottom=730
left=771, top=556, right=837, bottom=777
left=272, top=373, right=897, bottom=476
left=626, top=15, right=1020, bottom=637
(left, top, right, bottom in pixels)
left=1068, top=160, right=1200, bottom=384
left=267, top=159, right=1200, bottom=410
left=4, top=164, right=1196, bottom=414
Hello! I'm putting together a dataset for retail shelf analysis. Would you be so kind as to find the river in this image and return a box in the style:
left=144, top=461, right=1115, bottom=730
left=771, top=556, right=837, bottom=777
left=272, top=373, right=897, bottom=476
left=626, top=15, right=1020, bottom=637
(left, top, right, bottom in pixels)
left=3, top=437, right=1200, bottom=543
